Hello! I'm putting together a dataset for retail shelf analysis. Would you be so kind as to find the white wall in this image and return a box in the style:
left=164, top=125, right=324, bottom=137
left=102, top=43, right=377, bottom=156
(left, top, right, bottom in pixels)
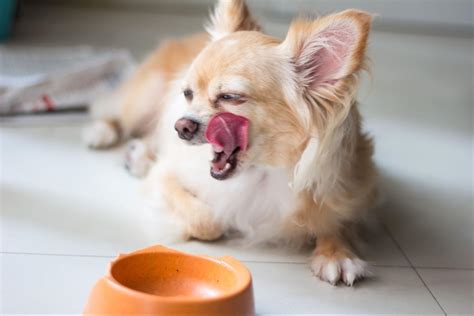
left=28, top=0, right=473, bottom=31
left=251, top=0, right=473, bottom=29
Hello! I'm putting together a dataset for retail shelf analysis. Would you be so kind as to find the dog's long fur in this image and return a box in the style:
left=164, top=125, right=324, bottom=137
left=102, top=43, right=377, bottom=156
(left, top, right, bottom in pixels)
left=84, top=0, right=377, bottom=286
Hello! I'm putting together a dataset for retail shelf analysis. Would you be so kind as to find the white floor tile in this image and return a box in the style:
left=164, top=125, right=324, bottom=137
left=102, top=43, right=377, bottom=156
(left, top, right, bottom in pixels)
left=379, top=166, right=473, bottom=269
left=1, top=253, right=109, bottom=314
left=1, top=126, right=150, bottom=256
left=363, top=32, right=473, bottom=269
left=418, top=268, right=474, bottom=315
left=373, top=118, right=473, bottom=269
left=0, top=253, right=442, bottom=315
left=248, top=262, right=443, bottom=315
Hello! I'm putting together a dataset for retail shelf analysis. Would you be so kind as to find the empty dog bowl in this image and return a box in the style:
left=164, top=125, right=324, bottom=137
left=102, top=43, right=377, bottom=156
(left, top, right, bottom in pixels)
left=83, top=245, right=255, bottom=315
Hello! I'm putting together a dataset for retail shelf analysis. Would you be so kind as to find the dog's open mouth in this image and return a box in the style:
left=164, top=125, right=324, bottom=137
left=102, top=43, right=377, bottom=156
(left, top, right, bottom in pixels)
left=205, top=112, right=249, bottom=180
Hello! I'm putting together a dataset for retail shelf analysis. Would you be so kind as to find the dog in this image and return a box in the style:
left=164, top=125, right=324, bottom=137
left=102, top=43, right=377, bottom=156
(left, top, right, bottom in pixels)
left=83, top=0, right=377, bottom=286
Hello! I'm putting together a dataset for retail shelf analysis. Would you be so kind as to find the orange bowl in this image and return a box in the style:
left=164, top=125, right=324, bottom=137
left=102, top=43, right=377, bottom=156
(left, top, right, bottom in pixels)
left=83, top=245, right=255, bottom=315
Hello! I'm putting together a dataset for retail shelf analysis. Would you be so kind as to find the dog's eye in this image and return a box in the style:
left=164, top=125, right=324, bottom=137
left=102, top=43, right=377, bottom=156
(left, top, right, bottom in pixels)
left=183, top=89, right=193, bottom=101
left=217, top=93, right=245, bottom=105
left=220, top=94, right=236, bottom=100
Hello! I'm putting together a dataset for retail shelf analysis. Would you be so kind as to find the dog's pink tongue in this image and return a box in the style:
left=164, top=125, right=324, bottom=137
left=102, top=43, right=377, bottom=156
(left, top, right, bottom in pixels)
left=205, top=112, right=249, bottom=155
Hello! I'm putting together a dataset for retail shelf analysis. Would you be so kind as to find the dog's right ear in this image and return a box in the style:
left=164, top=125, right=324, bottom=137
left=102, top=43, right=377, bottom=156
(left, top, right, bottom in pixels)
left=206, top=0, right=260, bottom=41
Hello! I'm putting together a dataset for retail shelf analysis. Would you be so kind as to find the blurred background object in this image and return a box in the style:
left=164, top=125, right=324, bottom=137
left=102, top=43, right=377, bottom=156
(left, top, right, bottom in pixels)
left=0, top=0, right=17, bottom=41
left=0, top=46, right=133, bottom=115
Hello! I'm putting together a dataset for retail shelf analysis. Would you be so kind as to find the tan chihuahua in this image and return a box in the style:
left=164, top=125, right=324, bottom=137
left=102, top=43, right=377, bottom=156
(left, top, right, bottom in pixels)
left=83, top=0, right=377, bottom=286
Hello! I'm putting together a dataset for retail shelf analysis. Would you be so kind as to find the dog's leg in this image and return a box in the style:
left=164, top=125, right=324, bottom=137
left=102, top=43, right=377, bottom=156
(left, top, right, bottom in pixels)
left=310, top=233, right=371, bottom=286
left=83, top=69, right=163, bottom=149
left=160, top=172, right=223, bottom=241
left=291, top=193, right=372, bottom=286
left=83, top=119, right=120, bottom=149
left=83, top=89, right=123, bottom=149
left=124, top=136, right=156, bottom=178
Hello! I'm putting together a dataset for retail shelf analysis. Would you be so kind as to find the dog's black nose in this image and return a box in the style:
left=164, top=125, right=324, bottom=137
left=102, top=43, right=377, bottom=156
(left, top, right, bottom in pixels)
left=175, top=117, right=200, bottom=141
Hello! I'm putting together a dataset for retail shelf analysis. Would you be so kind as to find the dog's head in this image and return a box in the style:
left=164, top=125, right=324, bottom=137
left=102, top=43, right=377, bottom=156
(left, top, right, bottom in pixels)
left=175, top=0, right=372, bottom=190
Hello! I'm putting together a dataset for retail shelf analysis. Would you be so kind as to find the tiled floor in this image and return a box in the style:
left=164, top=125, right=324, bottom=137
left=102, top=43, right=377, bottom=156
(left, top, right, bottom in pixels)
left=1, top=3, right=473, bottom=315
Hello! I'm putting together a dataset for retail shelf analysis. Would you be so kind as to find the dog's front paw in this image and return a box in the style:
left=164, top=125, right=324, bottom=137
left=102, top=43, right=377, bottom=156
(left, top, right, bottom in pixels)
left=83, top=120, right=119, bottom=149
left=125, top=139, right=153, bottom=177
left=186, top=222, right=223, bottom=241
left=311, top=255, right=371, bottom=286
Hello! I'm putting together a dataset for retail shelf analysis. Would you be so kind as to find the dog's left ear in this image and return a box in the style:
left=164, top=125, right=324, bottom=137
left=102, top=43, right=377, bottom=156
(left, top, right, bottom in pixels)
left=282, top=10, right=373, bottom=199
left=207, top=0, right=260, bottom=41
left=281, top=10, right=372, bottom=90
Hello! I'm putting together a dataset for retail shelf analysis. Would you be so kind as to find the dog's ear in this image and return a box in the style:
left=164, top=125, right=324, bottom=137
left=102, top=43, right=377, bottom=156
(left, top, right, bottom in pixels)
left=282, top=10, right=373, bottom=199
left=207, top=0, right=260, bottom=41
left=282, top=10, right=371, bottom=90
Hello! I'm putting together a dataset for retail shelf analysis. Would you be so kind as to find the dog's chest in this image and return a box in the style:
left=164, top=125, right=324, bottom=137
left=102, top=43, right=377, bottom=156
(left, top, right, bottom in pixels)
left=197, top=165, right=299, bottom=236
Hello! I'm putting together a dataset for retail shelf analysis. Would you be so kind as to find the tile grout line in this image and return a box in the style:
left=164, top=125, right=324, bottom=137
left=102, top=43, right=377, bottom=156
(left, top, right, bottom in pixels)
left=2, top=251, right=474, bottom=270
left=0, top=252, right=412, bottom=267
left=1, top=251, right=115, bottom=259
left=0, top=123, right=88, bottom=129
left=409, top=265, right=474, bottom=271
left=242, top=260, right=414, bottom=269
left=382, top=224, right=447, bottom=316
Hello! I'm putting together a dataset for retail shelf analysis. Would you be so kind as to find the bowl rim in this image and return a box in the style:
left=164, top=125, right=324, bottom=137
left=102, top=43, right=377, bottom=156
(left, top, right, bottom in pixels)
left=105, top=247, right=253, bottom=304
